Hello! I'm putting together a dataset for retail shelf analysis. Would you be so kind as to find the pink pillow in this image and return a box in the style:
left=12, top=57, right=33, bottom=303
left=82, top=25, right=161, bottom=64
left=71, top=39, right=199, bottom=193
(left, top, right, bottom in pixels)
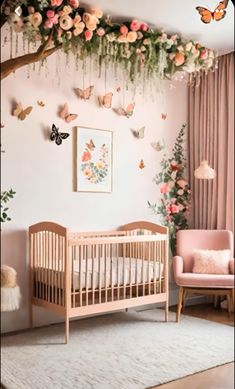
left=192, top=249, right=230, bottom=275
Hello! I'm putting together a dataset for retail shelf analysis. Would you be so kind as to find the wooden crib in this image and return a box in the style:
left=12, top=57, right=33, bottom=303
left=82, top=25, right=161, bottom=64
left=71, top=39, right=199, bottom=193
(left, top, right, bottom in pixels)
left=29, top=220, right=169, bottom=343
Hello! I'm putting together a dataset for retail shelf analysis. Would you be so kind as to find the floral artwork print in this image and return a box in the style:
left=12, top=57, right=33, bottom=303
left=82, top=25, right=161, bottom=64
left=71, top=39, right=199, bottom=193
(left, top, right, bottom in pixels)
left=76, top=127, right=112, bottom=192
left=81, top=140, right=109, bottom=184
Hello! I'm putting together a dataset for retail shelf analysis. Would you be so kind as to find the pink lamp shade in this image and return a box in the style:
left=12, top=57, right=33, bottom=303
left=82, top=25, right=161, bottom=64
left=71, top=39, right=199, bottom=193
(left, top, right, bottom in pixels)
left=194, top=160, right=216, bottom=180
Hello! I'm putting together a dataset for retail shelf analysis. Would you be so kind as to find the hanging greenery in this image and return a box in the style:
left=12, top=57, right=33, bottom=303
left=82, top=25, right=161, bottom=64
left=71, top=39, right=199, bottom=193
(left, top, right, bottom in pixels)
left=148, top=124, right=191, bottom=255
left=2, top=0, right=217, bottom=82
left=1, top=189, right=16, bottom=222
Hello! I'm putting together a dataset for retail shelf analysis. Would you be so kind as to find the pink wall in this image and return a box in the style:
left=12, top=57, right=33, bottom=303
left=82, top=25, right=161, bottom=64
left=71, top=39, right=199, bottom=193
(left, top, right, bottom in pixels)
left=1, top=29, right=188, bottom=332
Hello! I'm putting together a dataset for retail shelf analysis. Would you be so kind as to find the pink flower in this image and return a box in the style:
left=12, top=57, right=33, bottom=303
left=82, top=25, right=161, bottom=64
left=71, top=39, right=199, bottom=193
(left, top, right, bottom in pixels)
left=130, top=19, right=141, bottom=31
left=177, top=179, right=187, bottom=188
left=177, top=189, right=184, bottom=196
left=44, top=18, right=54, bottom=29
left=96, top=27, right=105, bottom=37
left=140, top=22, right=149, bottom=32
left=29, top=12, right=42, bottom=28
left=171, top=161, right=179, bottom=171
left=171, top=34, right=178, bottom=42
left=89, top=7, right=103, bottom=18
left=46, top=10, right=55, bottom=18
left=120, top=24, right=128, bottom=36
left=84, top=29, right=93, bottom=41
left=50, top=0, right=63, bottom=6
left=200, top=49, right=208, bottom=60
left=160, top=183, right=170, bottom=194
left=171, top=204, right=179, bottom=213
left=165, top=215, right=171, bottom=221
left=174, top=52, right=185, bottom=66
left=69, top=0, right=79, bottom=8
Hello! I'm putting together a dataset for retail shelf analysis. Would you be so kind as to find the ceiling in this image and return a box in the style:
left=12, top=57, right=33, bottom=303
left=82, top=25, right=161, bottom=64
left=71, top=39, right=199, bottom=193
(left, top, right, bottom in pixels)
left=81, top=0, right=234, bottom=55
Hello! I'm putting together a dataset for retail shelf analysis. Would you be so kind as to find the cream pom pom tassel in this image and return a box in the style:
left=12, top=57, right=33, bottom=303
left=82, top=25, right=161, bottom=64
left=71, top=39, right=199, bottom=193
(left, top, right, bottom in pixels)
left=1, top=265, right=21, bottom=312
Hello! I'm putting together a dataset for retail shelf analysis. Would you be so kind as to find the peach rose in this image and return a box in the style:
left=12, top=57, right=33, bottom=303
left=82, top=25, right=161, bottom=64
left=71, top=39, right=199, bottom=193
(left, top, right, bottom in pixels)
left=130, top=19, right=141, bottom=31
left=90, top=7, right=103, bottom=18
left=120, top=24, right=128, bottom=36
left=50, top=0, right=63, bottom=6
left=29, top=12, right=42, bottom=28
left=73, top=15, right=81, bottom=24
left=174, top=52, right=185, bottom=66
left=177, top=179, right=187, bottom=188
left=73, top=21, right=85, bottom=36
left=127, top=31, right=137, bottom=43
left=59, top=15, right=73, bottom=30
left=118, top=34, right=128, bottom=43
left=177, top=189, right=184, bottom=196
left=84, top=29, right=93, bottom=41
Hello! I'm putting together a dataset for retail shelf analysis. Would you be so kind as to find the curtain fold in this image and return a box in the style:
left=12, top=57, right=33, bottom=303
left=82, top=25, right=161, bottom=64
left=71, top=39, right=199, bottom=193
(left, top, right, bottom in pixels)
left=188, top=52, right=234, bottom=232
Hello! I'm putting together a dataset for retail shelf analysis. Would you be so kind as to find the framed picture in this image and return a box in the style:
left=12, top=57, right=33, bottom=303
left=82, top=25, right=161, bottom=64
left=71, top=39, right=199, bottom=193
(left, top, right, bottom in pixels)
left=75, top=126, right=113, bottom=193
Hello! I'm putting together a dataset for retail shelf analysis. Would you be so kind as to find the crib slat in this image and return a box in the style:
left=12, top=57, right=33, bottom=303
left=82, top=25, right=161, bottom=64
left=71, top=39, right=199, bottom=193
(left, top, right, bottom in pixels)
left=129, top=242, right=132, bottom=299
left=117, top=244, right=120, bottom=301
left=98, top=245, right=101, bottom=304
left=79, top=245, right=83, bottom=307
left=92, top=245, right=95, bottom=305
left=111, top=244, right=114, bottom=302
left=123, top=243, right=126, bottom=300
left=136, top=242, right=139, bottom=298
left=85, top=245, right=88, bottom=306
left=142, top=242, right=145, bottom=297
left=148, top=242, right=151, bottom=295
left=153, top=241, right=157, bottom=295
left=104, top=244, right=107, bottom=303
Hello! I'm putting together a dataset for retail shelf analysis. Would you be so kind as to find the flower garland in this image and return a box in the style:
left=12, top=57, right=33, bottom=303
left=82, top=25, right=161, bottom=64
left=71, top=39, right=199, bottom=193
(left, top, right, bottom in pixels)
left=3, top=0, right=217, bottom=83
left=148, top=124, right=191, bottom=255
left=81, top=141, right=108, bottom=184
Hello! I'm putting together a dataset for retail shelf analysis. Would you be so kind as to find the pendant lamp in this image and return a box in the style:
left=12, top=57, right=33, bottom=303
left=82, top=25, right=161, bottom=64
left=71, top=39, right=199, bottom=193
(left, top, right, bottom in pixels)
left=194, top=160, right=216, bottom=180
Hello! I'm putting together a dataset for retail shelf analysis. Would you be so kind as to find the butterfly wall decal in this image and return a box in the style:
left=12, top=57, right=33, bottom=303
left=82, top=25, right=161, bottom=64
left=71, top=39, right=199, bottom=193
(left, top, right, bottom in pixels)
left=139, top=159, right=145, bottom=169
left=98, top=92, right=113, bottom=109
left=161, top=113, right=167, bottom=120
left=13, top=103, right=33, bottom=120
left=131, top=126, right=145, bottom=139
left=50, top=124, right=70, bottom=146
left=113, top=103, right=135, bottom=118
left=151, top=139, right=165, bottom=151
left=59, top=103, right=78, bottom=123
left=37, top=100, right=45, bottom=107
left=196, top=0, right=229, bottom=23
left=75, top=86, right=94, bottom=100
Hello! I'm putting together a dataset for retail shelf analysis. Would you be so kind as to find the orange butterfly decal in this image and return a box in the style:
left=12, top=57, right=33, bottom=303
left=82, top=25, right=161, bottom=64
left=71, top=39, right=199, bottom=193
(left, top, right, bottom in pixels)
left=13, top=103, right=33, bottom=120
left=139, top=159, right=145, bottom=169
left=75, top=86, right=94, bottom=100
left=37, top=100, right=45, bottom=107
left=196, top=0, right=229, bottom=23
left=86, top=139, right=95, bottom=151
left=113, top=103, right=135, bottom=118
left=59, top=103, right=78, bottom=123
left=98, top=92, right=113, bottom=109
left=161, top=113, right=167, bottom=120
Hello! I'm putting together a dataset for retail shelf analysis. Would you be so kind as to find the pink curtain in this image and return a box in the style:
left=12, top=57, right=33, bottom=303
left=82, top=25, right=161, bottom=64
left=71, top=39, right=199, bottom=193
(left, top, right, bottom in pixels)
left=188, top=52, right=234, bottom=232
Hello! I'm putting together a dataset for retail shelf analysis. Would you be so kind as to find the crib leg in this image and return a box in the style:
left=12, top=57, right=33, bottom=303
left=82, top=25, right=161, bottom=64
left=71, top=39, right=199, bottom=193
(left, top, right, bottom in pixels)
left=165, top=300, right=169, bottom=322
left=65, top=316, right=69, bottom=344
left=29, top=302, right=33, bottom=328
left=125, top=308, right=128, bottom=312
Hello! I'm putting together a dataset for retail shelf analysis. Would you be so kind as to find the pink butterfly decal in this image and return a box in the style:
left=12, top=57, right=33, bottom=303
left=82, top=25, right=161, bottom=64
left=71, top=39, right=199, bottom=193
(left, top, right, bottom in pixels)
left=161, top=113, right=167, bottom=120
left=75, top=86, right=94, bottom=100
left=59, top=103, right=78, bottom=123
left=113, top=103, right=135, bottom=118
left=98, top=92, right=113, bottom=109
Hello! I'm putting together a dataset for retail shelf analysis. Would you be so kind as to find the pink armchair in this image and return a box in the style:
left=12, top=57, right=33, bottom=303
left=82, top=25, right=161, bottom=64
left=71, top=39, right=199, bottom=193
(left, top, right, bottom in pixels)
left=173, top=230, right=234, bottom=322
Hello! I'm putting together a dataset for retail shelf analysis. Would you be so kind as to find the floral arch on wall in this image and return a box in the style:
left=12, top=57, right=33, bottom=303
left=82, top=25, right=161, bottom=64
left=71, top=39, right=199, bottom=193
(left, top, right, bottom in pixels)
left=1, top=0, right=217, bottom=85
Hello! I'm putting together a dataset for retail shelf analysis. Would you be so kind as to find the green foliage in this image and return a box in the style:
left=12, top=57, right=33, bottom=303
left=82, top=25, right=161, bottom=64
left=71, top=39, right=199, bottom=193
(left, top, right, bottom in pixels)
left=1, top=189, right=16, bottom=222
left=148, top=124, right=191, bottom=255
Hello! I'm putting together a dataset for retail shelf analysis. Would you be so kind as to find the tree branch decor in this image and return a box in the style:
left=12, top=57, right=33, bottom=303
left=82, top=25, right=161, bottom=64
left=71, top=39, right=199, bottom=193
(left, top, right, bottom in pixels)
left=148, top=124, right=191, bottom=255
left=1, top=0, right=217, bottom=81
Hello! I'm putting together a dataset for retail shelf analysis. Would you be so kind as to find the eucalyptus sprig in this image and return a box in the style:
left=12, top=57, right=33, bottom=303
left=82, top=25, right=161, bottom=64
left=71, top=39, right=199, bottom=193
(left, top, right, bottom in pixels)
left=1, top=189, right=16, bottom=222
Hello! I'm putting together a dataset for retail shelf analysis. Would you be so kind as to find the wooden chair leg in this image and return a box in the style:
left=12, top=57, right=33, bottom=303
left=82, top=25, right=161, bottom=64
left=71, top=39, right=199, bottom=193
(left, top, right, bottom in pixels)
left=176, top=287, right=184, bottom=323
left=65, top=316, right=69, bottom=344
left=181, top=289, right=186, bottom=312
left=227, top=293, right=231, bottom=317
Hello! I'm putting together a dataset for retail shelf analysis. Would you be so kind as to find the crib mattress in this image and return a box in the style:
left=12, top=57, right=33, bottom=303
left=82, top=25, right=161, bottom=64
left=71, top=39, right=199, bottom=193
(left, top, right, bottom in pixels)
left=36, top=258, right=164, bottom=290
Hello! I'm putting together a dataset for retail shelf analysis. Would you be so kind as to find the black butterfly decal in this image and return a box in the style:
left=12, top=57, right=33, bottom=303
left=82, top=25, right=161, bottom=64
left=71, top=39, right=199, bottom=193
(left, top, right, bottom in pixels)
left=50, top=124, right=70, bottom=145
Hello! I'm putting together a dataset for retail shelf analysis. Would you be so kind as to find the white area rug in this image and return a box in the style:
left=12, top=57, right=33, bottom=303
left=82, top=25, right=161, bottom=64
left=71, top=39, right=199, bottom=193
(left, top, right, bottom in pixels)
left=1, top=309, right=234, bottom=389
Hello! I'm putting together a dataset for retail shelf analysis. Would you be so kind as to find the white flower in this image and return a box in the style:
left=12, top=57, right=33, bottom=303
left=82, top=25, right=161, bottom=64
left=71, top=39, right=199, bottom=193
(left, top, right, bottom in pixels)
left=171, top=171, right=177, bottom=180
left=106, top=33, right=116, bottom=42
left=185, top=42, right=193, bottom=51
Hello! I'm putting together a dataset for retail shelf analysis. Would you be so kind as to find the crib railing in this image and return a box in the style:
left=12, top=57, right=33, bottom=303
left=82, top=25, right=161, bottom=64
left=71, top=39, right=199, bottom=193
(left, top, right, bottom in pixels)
left=68, top=234, right=167, bottom=309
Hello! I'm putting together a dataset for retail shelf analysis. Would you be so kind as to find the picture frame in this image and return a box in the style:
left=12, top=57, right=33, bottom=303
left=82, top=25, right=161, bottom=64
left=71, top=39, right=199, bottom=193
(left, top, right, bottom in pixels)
left=75, top=126, right=113, bottom=193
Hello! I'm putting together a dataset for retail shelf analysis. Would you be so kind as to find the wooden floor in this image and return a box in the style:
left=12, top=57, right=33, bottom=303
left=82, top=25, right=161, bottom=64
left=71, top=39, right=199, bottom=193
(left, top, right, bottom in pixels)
left=150, top=303, right=234, bottom=389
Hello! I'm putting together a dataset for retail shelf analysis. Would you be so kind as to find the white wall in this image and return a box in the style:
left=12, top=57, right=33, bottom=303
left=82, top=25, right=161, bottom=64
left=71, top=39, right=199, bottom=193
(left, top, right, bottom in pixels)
left=1, top=32, right=188, bottom=332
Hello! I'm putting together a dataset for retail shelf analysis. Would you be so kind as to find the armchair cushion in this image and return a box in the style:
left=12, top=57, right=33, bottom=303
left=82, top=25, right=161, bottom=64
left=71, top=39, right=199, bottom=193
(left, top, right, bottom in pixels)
left=175, top=272, right=234, bottom=288
left=192, top=249, right=230, bottom=275
left=229, top=259, right=234, bottom=274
